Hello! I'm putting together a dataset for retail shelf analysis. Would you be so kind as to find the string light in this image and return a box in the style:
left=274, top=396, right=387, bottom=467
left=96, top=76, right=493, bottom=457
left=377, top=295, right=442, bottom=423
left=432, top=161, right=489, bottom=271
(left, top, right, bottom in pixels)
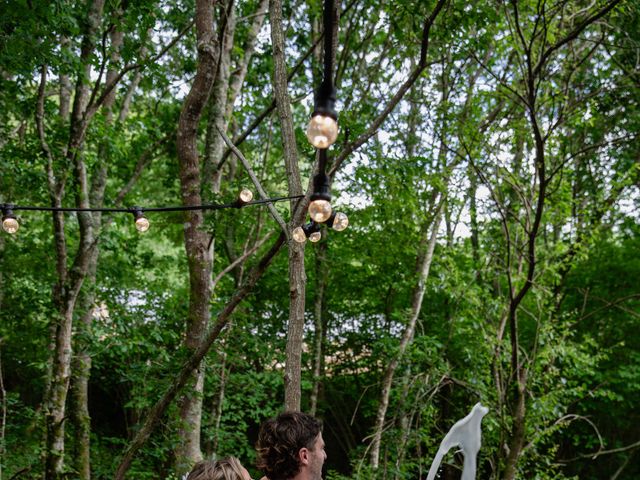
left=308, top=198, right=332, bottom=223
left=292, top=222, right=321, bottom=244
left=306, top=0, right=338, bottom=150
left=307, top=114, right=338, bottom=149
left=308, top=150, right=333, bottom=223
left=296, top=0, right=351, bottom=242
left=292, top=226, right=307, bottom=243
left=308, top=230, right=322, bottom=243
left=326, top=211, right=348, bottom=231
left=238, top=188, right=253, bottom=205
left=133, top=208, right=150, bottom=232
left=2, top=205, right=19, bottom=234
left=0, top=192, right=301, bottom=235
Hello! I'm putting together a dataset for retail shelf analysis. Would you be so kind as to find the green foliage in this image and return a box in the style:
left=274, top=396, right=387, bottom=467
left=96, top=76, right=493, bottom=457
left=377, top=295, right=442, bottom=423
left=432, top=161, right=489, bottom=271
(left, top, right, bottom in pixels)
left=1, top=0, right=638, bottom=479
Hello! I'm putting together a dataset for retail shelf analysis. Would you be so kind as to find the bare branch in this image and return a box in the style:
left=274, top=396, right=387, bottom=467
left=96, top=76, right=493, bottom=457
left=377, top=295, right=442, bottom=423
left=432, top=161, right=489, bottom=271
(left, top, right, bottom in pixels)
left=560, top=435, right=640, bottom=462
left=533, top=0, right=622, bottom=78
left=219, top=33, right=323, bottom=167
left=86, top=19, right=195, bottom=121
left=211, top=232, right=273, bottom=291
left=578, top=293, right=640, bottom=322
left=216, top=125, right=289, bottom=237
left=329, top=0, right=448, bottom=176
left=36, top=65, right=56, bottom=194
left=524, top=414, right=604, bottom=454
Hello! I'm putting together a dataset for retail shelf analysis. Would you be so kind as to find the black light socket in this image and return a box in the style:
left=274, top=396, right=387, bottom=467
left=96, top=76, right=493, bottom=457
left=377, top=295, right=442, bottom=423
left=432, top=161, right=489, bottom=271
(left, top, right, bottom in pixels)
left=312, top=81, right=337, bottom=120
left=302, top=221, right=321, bottom=238
left=310, top=172, right=331, bottom=203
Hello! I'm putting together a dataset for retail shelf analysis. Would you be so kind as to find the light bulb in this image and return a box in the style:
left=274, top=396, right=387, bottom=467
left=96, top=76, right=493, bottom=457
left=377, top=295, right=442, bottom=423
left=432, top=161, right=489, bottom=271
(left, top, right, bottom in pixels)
left=308, top=199, right=332, bottom=223
left=309, top=231, right=321, bottom=242
left=292, top=226, right=307, bottom=243
left=239, top=188, right=253, bottom=204
left=135, top=216, right=150, bottom=232
left=306, top=114, right=338, bottom=149
left=2, top=216, right=19, bottom=234
left=331, top=212, right=349, bottom=231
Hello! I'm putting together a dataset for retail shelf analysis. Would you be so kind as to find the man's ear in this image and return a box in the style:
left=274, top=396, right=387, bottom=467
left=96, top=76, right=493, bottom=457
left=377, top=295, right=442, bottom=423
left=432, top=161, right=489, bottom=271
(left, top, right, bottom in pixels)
left=298, top=447, right=310, bottom=466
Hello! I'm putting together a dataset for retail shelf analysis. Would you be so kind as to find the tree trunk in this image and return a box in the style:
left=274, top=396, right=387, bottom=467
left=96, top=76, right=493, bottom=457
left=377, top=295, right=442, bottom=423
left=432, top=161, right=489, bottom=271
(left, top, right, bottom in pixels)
left=42, top=3, right=106, bottom=478
left=45, top=302, right=84, bottom=479
left=204, top=0, right=236, bottom=196
left=174, top=0, right=218, bottom=472
left=269, top=0, right=306, bottom=412
left=71, top=302, right=93, bottom=480
left=210, top=350, right=227, bottom=456
left=226, top=0, right=269, bottom=120
left=0, top=342, right=6, bottom=480
left=284, top=241, right=306, bottom=412
left=69, top=18, right=123, bottom=478
left=502, top=367, right=527, bottom=480
left=0, top=234, right=4, bottom=313
left=391, top=85, right=422, bottom=474
left=309, top=238, right=328, bottom=416
left=59, top=37, right=72, bottom=122
left=468, top=167, right=480, bottom=279
left=370, top=205, right=443, bottom=470
left=370, top=50, right=450, bottom=469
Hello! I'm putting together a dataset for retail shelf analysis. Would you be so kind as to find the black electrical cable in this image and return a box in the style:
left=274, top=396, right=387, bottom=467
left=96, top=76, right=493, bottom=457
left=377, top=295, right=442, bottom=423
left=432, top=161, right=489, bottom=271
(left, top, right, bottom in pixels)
left=322, top=0, right=335, bottom=83
left=1, top=194, right=305, bottom=215
left=318, top=148, right=328, bottom=173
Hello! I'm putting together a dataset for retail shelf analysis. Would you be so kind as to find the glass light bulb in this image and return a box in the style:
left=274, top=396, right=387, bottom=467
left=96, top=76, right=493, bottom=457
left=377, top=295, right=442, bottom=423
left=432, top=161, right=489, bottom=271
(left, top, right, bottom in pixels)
left=308, top=199, right=332, bottom=223
left=239, top=188, right=253, bottom=203
left=292, top=226, right=307, bottom=243
left=135, top=216, right=150, bottom=232
left=309, top=231, right=321, bottom=243
left=2, top=217, right=19, bottom=234
left=332, top=212, right=349, bottom=231
left=306, top=114, right=338, bottom=149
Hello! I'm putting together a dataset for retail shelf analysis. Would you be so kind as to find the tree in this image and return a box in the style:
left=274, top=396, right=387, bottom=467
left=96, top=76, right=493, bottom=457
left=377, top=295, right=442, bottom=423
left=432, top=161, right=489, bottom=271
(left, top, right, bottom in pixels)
left=1, top=1, right=637, bottom=479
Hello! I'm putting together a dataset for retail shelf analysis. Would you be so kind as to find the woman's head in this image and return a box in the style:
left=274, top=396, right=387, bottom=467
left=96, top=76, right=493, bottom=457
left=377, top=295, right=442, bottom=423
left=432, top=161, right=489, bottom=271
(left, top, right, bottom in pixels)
left=187, top=457, right=251, bottom=480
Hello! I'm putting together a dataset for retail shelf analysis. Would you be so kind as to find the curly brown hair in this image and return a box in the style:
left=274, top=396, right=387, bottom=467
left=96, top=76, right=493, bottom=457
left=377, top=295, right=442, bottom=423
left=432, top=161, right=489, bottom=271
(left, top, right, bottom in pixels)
left=256, top=412, right=322, bottom=480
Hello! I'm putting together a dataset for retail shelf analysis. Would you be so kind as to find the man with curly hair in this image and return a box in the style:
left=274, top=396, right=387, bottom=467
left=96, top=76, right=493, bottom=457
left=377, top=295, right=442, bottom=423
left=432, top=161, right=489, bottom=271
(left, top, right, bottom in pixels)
left=256, top=412, right=326, bottom=480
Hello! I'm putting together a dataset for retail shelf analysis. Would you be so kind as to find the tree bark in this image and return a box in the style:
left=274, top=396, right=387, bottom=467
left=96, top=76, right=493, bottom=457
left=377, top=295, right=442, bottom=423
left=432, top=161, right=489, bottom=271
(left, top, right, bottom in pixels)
left=174, top=0, right=219, bottom=472
left=59, top=36, right=72, bottom=122
left=0, top=340, right=6, bottom=480
left=391, top=84, right=421, bottom=473
left=69, top=18, right=123, bottom=479
left=226, top=0, right=269, bottom=120
left=71, top=290, right=95, bottom=480
left=203, top=0, right=237, bottom=196
left=118, top=28, right=152, bottom=123
left=370, top=204, right=443, bottom=470
left=309, top=238, right=328, bottom=416
left=269, top=0, right=306, bottom=412
left=42, top=2, right=106, bottom=478
left=210, top=350, right=227, bottom=456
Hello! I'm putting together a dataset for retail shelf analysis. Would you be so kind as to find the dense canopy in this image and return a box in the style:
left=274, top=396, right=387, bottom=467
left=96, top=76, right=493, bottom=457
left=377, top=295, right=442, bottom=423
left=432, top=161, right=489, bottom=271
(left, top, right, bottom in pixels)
left=0, top=0, right=638, bottom=479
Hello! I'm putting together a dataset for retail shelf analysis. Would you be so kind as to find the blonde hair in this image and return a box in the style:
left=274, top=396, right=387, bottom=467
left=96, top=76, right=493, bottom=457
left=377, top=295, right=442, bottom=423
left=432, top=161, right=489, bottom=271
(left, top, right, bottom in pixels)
left=187, top=457, right=247, bottom=480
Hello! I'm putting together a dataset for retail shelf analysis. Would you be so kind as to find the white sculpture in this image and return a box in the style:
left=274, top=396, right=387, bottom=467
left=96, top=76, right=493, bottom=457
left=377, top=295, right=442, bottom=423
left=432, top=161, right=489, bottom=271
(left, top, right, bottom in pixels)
left=426, top=402, right=489, bottom=480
